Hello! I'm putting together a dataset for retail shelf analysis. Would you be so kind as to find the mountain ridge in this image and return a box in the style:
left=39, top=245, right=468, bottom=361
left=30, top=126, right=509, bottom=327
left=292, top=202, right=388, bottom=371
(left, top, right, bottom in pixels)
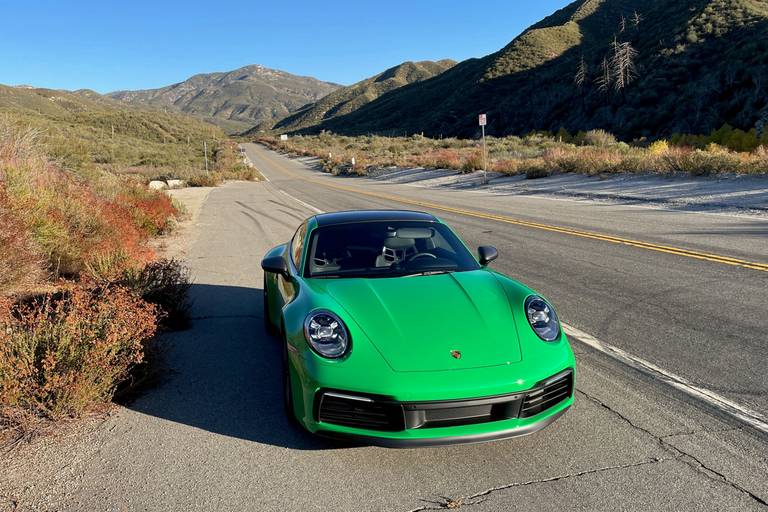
left=109, top=64, right=340, bottom=133
left=268, top=60, right=456, bottom=134
left=292, top=0, right=768, bottom=139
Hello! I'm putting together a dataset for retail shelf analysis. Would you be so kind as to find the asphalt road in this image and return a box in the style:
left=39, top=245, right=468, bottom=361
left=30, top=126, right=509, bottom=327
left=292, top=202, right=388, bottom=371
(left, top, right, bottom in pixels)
left=4, top=145, right=766, bottom=511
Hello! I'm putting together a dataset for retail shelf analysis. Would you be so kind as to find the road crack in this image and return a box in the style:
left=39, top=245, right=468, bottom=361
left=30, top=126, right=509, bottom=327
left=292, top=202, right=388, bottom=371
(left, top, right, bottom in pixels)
left=407, top=458, right=663, bottom=511
left=578, top=389, right=768, bottom=507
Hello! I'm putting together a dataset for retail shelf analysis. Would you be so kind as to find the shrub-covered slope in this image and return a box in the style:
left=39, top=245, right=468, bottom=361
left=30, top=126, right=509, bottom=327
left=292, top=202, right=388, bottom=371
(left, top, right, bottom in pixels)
left=269, top=60, right=456, bottom=134
left=0, top=84, right=227, bottom=178
left=309, top=0, right=768, bottom=140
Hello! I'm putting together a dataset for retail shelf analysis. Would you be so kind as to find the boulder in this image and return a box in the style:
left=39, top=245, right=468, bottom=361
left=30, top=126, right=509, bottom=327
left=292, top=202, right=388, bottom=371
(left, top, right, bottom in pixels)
left=167, top=179, right=186, bottom=189
left=148, top=180, right=168, bottom=191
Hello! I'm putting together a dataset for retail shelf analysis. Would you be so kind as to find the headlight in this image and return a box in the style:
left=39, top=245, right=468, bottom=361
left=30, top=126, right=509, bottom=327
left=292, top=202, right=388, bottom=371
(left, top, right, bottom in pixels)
left=525, top=296, right=560, bottom=342
left=303, top=310, right=350, bottom=358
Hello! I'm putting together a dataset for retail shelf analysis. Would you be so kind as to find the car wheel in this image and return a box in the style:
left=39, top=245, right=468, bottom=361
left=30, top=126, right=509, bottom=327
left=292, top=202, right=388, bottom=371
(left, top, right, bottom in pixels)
left=263, top=275, right=277, bottom=336
left=282, top=340, right=299, bottom=425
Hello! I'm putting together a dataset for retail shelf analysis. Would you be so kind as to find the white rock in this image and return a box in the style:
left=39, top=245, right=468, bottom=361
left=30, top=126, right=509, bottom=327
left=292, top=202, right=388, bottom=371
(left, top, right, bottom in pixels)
left=166, top=179, right=186, bottom=189
left=148, top=180, right=168, bottom=191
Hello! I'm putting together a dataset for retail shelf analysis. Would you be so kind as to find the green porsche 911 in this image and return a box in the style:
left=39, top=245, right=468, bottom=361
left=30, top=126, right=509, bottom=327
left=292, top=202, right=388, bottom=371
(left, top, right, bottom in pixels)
left=262, top=210, right=575, bottom=447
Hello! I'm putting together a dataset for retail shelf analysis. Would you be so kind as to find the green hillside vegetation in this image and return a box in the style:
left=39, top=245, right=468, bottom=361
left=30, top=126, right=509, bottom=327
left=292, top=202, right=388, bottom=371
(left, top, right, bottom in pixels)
left=109, top=65, right=340, bottom=134
left=0, top=84, right=239, bottom=181
left=296, top=0, right=768, bottom=140
left=270, top=60, right=456, bottom=134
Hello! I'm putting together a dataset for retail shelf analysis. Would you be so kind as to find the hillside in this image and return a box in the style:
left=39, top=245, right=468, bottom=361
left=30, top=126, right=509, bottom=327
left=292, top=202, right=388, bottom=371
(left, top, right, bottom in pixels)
left=0, top=84, right=224, bottom=176
left=301, top=0, right=768, bottom=139
left=109, top=65, right=340, bottom=133
left=269, top=60, right=456, bottom=134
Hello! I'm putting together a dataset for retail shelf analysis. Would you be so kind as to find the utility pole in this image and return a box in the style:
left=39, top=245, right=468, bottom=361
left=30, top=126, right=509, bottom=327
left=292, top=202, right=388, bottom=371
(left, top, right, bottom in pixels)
left=204, top=141, right=209, bottom=174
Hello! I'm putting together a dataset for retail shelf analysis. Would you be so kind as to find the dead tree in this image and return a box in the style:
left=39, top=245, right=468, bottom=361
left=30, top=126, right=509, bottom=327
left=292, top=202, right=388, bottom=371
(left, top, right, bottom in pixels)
left=610, top=38, right=639, bottom=91
left=595, top=57, right=612, bottom=92
left=632, top=11, right=643, bottom=27
left=574, top=56, right=589, bottom=89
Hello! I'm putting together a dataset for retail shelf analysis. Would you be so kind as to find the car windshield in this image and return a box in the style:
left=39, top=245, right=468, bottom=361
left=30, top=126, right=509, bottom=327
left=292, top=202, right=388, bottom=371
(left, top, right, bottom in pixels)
left=304, top=220, right=481, bottom=278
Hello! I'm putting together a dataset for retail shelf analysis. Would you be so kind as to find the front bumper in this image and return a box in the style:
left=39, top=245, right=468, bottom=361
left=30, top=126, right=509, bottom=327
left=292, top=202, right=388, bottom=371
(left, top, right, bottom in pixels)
left=306, top=369, right=574, bottom=447
left=317, top=405, right=571, bottom=448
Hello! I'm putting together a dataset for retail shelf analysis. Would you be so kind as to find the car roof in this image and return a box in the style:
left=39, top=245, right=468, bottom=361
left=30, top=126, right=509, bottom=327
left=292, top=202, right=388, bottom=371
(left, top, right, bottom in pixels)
left=313, top=210, right=437, bottom=227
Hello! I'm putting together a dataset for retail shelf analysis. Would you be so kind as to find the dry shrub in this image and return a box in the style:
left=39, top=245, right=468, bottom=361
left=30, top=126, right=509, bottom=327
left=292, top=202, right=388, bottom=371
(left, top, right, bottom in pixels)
left=460, top=150, right=484, bottom=173
left=187, top=172, right=222, bottom=187
left=0, top=284, right=157, bottom=425
left=4, top=163, right=155, bottom=277
left=577, top=129, right=617, bottom=147
left=0, top=187, right=44, bottom=294
left=122, top=259, right=191, bottom=330
left=490, top=159, right=521, bottom=174
left=411, top=148, right=462, bottom=170
left=120, top=186, right=177, bottom=236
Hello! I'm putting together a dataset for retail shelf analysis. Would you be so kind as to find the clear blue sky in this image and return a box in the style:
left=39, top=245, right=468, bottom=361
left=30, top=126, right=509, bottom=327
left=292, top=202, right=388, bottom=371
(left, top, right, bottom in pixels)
left=1, top=0, right=571, bottom=93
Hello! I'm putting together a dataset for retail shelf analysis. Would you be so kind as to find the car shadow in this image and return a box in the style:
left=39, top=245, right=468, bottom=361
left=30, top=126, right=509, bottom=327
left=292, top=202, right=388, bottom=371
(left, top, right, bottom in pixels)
left=124, top=283, right=341, bottom=450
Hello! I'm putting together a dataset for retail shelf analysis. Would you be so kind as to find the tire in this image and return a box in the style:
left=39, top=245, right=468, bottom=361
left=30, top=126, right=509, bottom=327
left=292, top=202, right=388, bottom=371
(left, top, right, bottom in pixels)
left=263, top=275, right=278, bottom=336
left=282, top=340, right=299, bottom=425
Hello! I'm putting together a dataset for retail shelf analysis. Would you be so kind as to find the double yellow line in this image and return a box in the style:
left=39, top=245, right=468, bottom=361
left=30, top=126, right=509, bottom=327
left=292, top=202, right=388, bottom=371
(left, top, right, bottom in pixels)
left=264, top=149, right=768, bottom=274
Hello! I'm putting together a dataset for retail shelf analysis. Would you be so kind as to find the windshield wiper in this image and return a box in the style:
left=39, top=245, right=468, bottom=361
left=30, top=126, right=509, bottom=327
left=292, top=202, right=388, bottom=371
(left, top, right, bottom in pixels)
left=401, top=270, right=453, bottom=278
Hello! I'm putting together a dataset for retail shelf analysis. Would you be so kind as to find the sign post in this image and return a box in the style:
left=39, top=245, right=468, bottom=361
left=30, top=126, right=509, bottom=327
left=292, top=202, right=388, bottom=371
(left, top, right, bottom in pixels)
left=479, top=114, right=488, bottom=185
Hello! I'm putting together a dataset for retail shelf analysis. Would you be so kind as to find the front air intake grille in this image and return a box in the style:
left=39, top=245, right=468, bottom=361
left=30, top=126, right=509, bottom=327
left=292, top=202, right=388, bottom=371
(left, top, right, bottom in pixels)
left=520, top=371, right=573, bottom=419
left=317, top=392, right=405, bottom=432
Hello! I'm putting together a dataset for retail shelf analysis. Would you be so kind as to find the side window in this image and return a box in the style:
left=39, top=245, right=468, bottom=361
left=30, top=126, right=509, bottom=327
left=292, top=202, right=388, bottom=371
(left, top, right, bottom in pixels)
left=291, top=223, right=308, bottom=269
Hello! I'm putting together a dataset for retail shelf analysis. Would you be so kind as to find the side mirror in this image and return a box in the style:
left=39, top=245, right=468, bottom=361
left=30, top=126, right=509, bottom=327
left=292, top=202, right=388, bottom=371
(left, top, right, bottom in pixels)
left=262, top=256, right=290, bottom=277
left=478, top=246, right=498, bottom=267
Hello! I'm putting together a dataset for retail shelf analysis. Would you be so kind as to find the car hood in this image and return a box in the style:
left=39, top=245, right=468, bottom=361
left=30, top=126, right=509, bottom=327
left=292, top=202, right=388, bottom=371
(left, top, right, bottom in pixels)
left=311, top=270, right=522, bottom=372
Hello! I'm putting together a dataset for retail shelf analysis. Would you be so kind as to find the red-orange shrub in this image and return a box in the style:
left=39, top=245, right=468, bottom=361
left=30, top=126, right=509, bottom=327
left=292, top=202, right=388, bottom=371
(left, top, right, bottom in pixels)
left=0, top=284, right=158, bottom=423
left=119, top=186, right=178, bottom=236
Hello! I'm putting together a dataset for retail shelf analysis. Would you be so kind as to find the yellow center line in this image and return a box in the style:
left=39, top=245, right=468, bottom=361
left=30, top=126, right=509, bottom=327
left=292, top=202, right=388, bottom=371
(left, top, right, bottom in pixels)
left=259, top=148, right=768, bottom=274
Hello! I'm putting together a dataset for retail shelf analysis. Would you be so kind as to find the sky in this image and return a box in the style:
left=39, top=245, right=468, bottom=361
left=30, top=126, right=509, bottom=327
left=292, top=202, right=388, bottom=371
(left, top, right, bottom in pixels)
left=1, top=0, right=572, bottom=93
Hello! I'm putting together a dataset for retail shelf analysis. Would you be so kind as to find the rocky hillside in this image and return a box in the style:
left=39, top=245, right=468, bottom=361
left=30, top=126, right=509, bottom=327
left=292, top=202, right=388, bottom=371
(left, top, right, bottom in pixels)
left=301, top=0, right=768, bottom=140
left=109, top=65, right=339, bottom=133
left=270, top=60, right=455, bottom=134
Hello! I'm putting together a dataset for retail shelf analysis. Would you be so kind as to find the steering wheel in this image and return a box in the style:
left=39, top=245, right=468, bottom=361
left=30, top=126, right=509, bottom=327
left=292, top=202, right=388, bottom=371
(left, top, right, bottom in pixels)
left=408, top=252, right=438, bottom=262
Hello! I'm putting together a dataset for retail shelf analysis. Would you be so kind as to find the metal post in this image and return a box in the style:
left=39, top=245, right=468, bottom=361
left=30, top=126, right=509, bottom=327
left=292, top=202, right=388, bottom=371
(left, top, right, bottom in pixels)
left=204, top=141, right=209, bottom=174
left=481, top=124, right=488, bottom=185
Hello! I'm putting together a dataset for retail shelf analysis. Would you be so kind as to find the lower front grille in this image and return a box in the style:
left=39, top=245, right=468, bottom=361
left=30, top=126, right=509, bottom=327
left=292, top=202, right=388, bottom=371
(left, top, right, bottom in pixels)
left=316, top=369, right=573, bottom=431
left=316, top=392, right=405, bottom=431
left=520, top=371, right=573, bottom=419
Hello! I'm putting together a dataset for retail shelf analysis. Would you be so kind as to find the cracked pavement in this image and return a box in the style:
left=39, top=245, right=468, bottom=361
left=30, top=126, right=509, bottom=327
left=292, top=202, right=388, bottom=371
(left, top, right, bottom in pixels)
left=1, top=146, right=767, bottom=511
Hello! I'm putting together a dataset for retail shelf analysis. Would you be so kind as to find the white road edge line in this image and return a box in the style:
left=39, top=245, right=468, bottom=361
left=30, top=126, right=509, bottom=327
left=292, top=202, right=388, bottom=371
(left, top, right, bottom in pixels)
left=563, top=323, right=768, bottom=435
left=263, top=173, right=768, bottom=436
left=279, top=189, right=325, bottom=214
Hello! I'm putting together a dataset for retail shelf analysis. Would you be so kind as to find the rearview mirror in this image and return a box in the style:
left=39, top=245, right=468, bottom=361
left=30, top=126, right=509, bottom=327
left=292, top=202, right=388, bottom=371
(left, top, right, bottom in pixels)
left=478, top=246, right=498, bottom=267
left=262, top=256, right=290, bottom=277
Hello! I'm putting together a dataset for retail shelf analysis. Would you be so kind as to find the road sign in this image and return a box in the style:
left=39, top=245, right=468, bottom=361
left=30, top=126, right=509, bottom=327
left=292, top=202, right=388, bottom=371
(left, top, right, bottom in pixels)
left=280, top=134, right=288, bottom=141
left=478, top=114, right=487, bottom=127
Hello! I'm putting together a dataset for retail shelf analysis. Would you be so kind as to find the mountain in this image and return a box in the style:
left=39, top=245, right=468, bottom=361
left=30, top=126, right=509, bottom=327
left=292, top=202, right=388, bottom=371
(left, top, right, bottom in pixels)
left=109, top=65, right=340, bottom=133
left=269, top=60, right=456, bottom=133
left=298, top=0, right=768, bottom=139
